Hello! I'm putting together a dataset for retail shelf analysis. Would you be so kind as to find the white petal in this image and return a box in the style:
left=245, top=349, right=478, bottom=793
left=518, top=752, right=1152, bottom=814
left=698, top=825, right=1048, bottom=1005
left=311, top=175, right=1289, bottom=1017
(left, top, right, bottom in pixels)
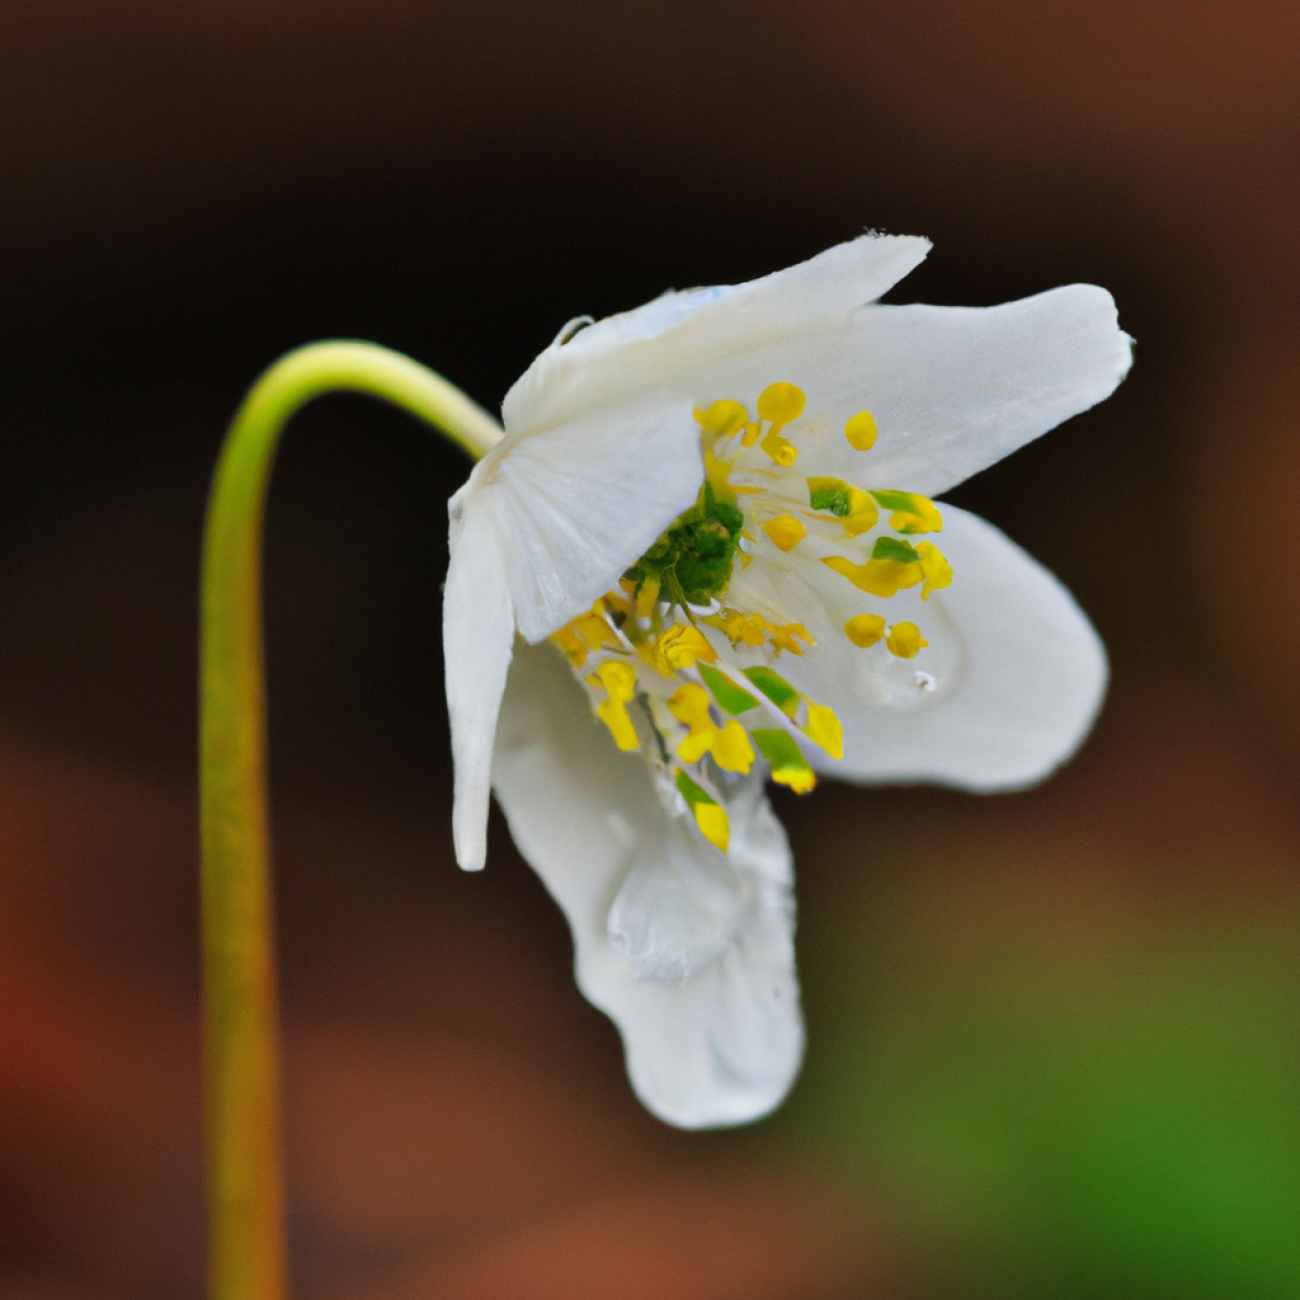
left=501, top=233, right=931, bottom=439
left=679, top=284, right=1132, bottom=498
left=491, top=641, right=803, bottom=1128
left=461, top=394, right=703, bottom=642
left=607, top=824, right=745, bottom=981
left=724, top=505, right=1107, bottom=791
left=444, top=486, right=516, bottom=870
left=844, top=286, right=1133, bottom=494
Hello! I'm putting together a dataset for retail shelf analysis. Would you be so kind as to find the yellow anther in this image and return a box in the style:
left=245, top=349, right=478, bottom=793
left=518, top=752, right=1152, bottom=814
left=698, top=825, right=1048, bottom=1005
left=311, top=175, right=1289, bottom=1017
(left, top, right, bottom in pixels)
left=722, top=613, right=767, bottom=647
left=716, top=612, right=812, bottom=655
left=844, top=613, right=886, bottom=648
left=916, top=542, right=953, bottom=600
left=668, top=682, right=713, bottom=753
left=693, top=802, right=730, bottom=852
left=768, top=622, right=814, bottom=655
left=593, top=659, right=635, bottom=701
left=550, top=624, right=589, bottom=666
left=845, top=409, right=878, bottom=450
left=588, top=660, right=639, bottom=751
left=822, top=554, right=924, bottom=598
left=756, top=382, right=807, bottom=427
left=760, top=428, right=798, bottom=466
left=712, top=720, right=756, bottom=772
left=696, top=399, right=749, bottom=437
left=751, top=729, right=816, bottom=793
left=741, top=421, right=763, bottom=447
left=870, top=490, right=943, bottom=535
left=763, top=514, right=807, bottom=552
left=886, top=622, right=928, bottom=659
left=668, top=683, right=754, bottom=773
left=807, top=476, right=879, bottom=536
left=573, top=608, right=619, bottom=651
left=676, top=769, right=731, bottom=851
left=634, top=577, right=661, bottom=619
left=596, top=700, right=639, bottom=750
left=779, top=767, right=816, bottom=794
left=657, top=623, right=716, bottom=670
left=805, top=702, right=843, bottom=760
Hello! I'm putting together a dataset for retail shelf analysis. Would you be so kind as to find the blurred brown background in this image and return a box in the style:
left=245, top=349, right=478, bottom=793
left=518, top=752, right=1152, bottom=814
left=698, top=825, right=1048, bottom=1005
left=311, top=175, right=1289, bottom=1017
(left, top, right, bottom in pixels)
left=1, top=1, right=1299, bottom=1296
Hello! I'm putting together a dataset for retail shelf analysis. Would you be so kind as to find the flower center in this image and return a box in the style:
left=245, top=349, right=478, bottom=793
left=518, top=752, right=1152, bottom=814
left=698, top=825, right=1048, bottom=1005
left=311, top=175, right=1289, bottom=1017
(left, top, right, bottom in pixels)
left=549, top=382, right=953, bottom=853
left=622, top=482, right=744, bottom=609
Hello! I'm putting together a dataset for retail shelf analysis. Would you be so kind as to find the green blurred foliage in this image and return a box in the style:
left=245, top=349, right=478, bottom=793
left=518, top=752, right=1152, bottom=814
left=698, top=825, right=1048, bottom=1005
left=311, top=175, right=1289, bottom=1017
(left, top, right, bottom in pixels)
left=780, top=801, right=1300, bottom=1298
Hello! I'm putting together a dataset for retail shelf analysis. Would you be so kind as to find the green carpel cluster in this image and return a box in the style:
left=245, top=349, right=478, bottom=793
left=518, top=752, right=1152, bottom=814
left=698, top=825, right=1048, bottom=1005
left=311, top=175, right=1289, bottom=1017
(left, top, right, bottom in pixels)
left=624, top=482, right=744, bottom=608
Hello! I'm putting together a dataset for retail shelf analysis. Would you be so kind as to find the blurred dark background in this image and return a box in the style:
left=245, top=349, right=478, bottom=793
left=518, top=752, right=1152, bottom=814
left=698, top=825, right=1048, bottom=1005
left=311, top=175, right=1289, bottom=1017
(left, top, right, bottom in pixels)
left=1, top=2, right=1299, bottom=1296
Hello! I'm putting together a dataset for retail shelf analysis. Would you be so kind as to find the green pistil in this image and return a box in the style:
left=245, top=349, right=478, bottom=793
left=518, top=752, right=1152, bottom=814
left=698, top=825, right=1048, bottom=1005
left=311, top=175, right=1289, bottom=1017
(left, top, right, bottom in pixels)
left=624, top=481, right=744, bottom=608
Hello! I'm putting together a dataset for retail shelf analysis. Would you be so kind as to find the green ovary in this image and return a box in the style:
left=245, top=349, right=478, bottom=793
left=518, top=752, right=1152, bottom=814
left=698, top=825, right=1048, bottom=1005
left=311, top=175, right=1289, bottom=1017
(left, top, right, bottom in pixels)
left=624, top=481, right=744, bottom=608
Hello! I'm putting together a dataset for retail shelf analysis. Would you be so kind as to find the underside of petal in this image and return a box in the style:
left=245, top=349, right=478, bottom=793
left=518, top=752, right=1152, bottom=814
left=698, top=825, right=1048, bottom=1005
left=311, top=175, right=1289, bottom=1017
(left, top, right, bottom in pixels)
left=444, top=486, right=516, bottom=870
left=502, top=233, right=932, bottom=440
left=476, top=395, right=705, bottom=642
left=492, top=641, right=803, bottom=1128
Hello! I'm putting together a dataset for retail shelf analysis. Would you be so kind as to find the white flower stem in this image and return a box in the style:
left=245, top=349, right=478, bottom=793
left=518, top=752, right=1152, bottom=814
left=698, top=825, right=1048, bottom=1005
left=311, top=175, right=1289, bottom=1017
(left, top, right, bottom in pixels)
left=199, top=341, right=500, bottom=1300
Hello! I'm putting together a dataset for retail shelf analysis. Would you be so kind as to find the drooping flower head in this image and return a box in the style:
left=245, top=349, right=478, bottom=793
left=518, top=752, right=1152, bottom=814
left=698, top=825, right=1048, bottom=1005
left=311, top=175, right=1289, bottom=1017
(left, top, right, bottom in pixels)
left=445, top=234, right=1131, bottom=1127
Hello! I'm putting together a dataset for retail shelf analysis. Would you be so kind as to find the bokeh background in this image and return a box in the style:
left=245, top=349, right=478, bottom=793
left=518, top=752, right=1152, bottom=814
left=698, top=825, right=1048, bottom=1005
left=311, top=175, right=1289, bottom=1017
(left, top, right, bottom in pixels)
left=2, top=1, right=1299, bottom=1296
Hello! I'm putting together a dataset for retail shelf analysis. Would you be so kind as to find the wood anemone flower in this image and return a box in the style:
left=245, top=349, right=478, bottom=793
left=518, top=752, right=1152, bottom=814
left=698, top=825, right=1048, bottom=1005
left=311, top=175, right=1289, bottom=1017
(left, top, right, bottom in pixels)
left=443, top=234, right=1132, bottom=1127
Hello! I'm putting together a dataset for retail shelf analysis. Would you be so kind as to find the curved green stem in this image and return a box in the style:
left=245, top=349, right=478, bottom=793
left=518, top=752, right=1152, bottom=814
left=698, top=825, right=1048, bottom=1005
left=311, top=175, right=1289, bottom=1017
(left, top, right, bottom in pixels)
left=200, top=341, right=500, bottom=1300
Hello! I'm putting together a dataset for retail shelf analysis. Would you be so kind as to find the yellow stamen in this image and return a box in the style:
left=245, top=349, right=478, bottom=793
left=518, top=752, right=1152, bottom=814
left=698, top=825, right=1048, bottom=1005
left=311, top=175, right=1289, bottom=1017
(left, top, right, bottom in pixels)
left=916, top=542, right=953, bottom=600
left=822, top=554, right=924, bottom=597
left=634, top=577, right=661, bottom=619
left=756, top=382, right=806, bottom=426
left=869, top=489, right=943, bottom=535
left=714, top=613, right=813, bottom=656
left=807, top=476, right=879, bottom=536
left=676, top=769, right=731, bottom=851
left=712, top=720, right=756, bottom=772
left=668, top=683, right=754, bottom=773
left=773, top=767, right=815, bottom=795
left=845, top=409, right=877, bottom=450
left=573, top=608, right=619, bottom=651
left=886, top=622, right=928, bottom=659
left=760, top=428, right=798, bottom=466
left=752, top=728, right=817, bottom=794
left=695, top=399, right=749, bottom=437
left=763, top=514, right=807, bottom=552
left=551, top=624, right=590, bottom=666
left=588, top=660, right=639, bottom=751
left=693, top=802, right=730, bottom=852
left=703, top=449, right=735, bottom=500
left=753, top=382, right=805, bottom=466
left=668, top=683, right=714, bottom=762
left=593, top=661, right=636, bottom=702
left=768, top=622, right=814, bottom=655
left=657, top=623, right=716, bottom=670
left=805, top=702, right=843, bottom=760
left=844, top=613, right=886, bottom=648
left=721, top=613, right=766, bottom=647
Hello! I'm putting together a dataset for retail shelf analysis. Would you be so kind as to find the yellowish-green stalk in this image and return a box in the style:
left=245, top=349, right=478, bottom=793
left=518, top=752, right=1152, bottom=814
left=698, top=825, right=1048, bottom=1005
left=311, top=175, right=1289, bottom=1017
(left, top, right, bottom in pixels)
left=200, top=341, right=501, bottom=1300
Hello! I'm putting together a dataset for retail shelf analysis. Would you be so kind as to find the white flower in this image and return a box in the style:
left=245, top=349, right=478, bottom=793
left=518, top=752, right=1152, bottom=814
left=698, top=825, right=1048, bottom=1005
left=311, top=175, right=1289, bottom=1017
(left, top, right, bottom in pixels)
left=444, top=234, right=1131, bottom=1128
